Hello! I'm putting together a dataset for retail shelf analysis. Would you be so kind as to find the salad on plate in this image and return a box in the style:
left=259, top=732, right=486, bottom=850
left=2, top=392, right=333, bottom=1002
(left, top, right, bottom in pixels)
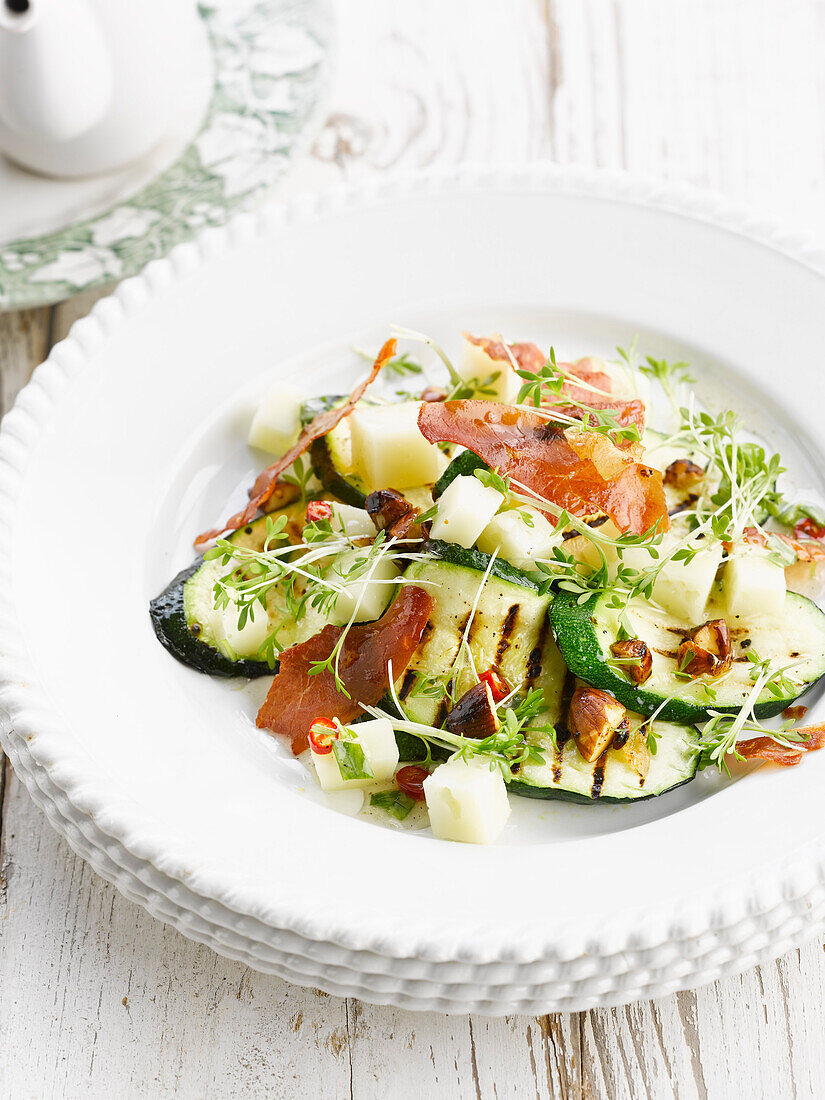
left=150, top=330, right=825, bottom=844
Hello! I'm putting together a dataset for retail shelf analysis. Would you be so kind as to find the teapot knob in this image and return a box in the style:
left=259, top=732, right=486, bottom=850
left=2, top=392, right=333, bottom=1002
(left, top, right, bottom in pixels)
left=0, top=0, right=33, bottom=30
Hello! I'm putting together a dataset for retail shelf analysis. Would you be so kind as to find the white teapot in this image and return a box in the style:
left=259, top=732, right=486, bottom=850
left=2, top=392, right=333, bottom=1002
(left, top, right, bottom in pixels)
left=0, top=0, right=205, bottom=178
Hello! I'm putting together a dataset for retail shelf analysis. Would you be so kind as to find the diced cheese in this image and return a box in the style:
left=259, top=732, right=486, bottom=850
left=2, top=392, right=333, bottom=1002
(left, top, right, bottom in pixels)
left=210, top=598, right=269, bottom=659
left=328, top=547, right=400, bottom=622
left=424, top=757, right=511, bottom=844
left=599, top=357, right=651, bottom=404
left=349, top=403, right=445, bottom=489
left=477, top=506, right=558, bottom=570
left=651, top=542, right=722, bottom=623
left=248, top=383, right=306, bottom=454
left=311, top=718, right=399, bottom=791
left=724, top=547, right=786, bottom=619
left=456, top=336, right=520, bottom=403
left=327, top=502, right=376, bottom=539
left=430, top=475, right=505, bottom=549
left=560, top=517, right=622, bottom=573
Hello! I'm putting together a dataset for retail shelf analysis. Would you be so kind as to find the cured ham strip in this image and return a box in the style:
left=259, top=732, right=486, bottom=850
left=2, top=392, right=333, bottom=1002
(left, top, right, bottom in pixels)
left=465, top=338, right=617, bottom=406
left=547, top=397, right=646, bottom=439
left=741, top=526, right=825, bottom=563
left=737, top=725, right=825, bottom=766
left=195, top=339, right=397, bottom=547
left=256, top=585, right=433, bottom=754
left=470, top=337, right=642, bottom=436
left=558, top=358, right=615, bottom=404
left=464, top=334, right=546, bottom=375
left=418, top=400, right=668, bottom=535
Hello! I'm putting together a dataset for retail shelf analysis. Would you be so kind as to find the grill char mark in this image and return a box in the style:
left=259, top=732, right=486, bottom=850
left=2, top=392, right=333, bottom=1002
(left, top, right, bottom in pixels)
left=552, top=668, right=578, bottom=782
left=590, top=754, right=607, bottom=798
left=525, top=616, right=551, bottom=691
left=398, top=668, right=418, bottom=701
left=495, top=604, right=520, bottom=667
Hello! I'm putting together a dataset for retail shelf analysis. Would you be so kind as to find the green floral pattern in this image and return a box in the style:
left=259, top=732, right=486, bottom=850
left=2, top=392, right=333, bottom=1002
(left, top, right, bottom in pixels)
left=0, top=0, right=331, bottom=310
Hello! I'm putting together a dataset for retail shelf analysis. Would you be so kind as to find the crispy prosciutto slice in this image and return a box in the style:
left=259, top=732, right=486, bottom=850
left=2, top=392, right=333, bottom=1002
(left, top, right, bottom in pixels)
left=256, top=585, right=433, bottom=754
left=195, top=339, right=397, bottom=547
left=463, top=334, right=546, bottom=375
left=418, top=400, right=668, bottom=535
left=740, top=526, right=825, bottom=563
left=465, top=338, right=617, bottom=405
left=469, top=339, right=645, bottom=438
left=736, top=725, right=825, bottom=766
left=548, top=396, right=646, bottom=438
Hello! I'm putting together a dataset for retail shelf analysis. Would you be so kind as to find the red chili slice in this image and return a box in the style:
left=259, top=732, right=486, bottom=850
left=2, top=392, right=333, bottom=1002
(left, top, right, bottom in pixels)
left=395, top=765, right=430, bottom=801
left=479, top=668, right=509, bottom=702
left=794, top=517, right=825, bottom=540
left=308, top=717, right=339, bottom=754
left=306, top=501, right=333, bottom=523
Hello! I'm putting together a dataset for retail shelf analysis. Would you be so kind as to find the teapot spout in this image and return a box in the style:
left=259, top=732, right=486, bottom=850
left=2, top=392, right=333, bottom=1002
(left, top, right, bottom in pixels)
left=0, top=0, right=112, bottom=145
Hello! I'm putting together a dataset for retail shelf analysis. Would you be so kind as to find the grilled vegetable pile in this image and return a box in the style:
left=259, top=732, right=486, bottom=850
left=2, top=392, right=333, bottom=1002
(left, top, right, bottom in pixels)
left=151, top=332, right=825, bottom=843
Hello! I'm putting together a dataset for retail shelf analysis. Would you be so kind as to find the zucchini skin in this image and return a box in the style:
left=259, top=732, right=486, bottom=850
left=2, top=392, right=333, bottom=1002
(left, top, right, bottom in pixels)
left=149, top=562, right=274, bottom=678
left=309, top=436, right=367, bottom=508
left=432, top=451, right=490, bottom=499
left=422, top=538, right=542, bottom=590
left=551, top=589, right=823, bottom=722
left=507, top=764, right=697, bottom=804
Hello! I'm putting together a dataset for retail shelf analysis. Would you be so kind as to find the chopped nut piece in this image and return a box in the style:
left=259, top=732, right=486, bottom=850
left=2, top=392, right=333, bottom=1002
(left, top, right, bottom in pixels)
left=444, top=681, right=500, bottom=740
left=611, top=717, right=631, bottom=749
left=365, top=488, right=421, bottom=539
left=609, top=638, right=653, bottom=684
left=783, top=705, right=808, bottom=721
left=614, top=724, right=652, bottom=779
left=664, top=458, right=705, bottom=489
left=568, top=685, right=627, bottom=763
left=420, top=385, right=448, bottom=403
left=677, top=619, right=732, bottom=678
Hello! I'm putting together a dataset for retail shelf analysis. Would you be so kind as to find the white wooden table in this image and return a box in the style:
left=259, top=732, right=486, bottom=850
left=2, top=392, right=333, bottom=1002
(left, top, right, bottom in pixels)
left=2, top=2, right=825, bottom=1096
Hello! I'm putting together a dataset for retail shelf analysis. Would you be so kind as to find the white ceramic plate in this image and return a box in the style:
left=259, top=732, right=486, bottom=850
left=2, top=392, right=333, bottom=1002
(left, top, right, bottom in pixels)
left=3, top=167, right=825, bottom=1010
left=0, top=0, right=331, bottom=310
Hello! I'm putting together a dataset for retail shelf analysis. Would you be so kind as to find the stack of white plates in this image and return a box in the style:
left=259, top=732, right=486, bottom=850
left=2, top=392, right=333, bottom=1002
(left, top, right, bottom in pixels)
left=2, top=168, right=825, bottom=1014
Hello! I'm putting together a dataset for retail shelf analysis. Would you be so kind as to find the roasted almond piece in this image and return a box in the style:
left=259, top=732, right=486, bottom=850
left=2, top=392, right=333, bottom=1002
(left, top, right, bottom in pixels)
left=420, top=385, right=448, bottom=403
left=677, top=619, right=732, bottom=678
left=568, top=685, right=627, bottom=763
left=609, top=638, right=653, bottom=684
left=664, top=458, right=705, bottom=489
left=365, top=488, right=420, bottom=539
left=444, top=681, right=500, bottom=740
left=614, top=724, right=652, bottom=780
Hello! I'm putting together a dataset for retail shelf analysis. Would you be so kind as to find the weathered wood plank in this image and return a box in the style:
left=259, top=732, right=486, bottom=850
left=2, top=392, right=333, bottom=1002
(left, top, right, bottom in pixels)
left=0, top=764, right=353, bottom=1100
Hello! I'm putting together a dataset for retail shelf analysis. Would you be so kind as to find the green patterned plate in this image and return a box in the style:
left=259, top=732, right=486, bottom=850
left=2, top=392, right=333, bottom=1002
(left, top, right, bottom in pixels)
left=0, top=0, right=332, bottom=311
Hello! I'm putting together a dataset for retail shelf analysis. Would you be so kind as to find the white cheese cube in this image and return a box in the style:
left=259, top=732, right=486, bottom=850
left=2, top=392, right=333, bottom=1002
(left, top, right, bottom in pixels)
left=327, top=502, right=376, bottom=539
left=329, top=548, right=400, bottom=622
left=248, top=383, right=306, bottom=454
left=651, top=543, right=722, bottom=623
left=311, top=718, right=399, bottom=791
left=457, top=336, right=521, bottom=403
left=725, top=548, right=786, bottom=619
left=430, top=475, right=504, bottom=549
left=600, top=358, right=651, bottom=404
left=210, top=598, right=269, bottom=658
left=424, top=757, right=511, bottom=844
left=349, top=403, right=445, bottom=489
left=477, top=506, right=558, bottom=570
